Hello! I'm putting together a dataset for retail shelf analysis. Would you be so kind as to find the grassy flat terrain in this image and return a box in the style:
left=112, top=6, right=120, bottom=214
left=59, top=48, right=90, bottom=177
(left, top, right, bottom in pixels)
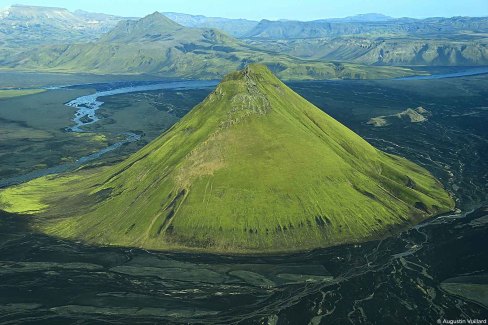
left=0, top=65, right=454, bottom=254
left=0, top=89, right=45, bottom=99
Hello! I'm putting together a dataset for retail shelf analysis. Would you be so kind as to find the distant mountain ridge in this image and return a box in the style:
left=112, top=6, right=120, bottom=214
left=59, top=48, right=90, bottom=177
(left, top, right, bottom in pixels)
left=0, top=4, right=131, bottom=46
left=101, top=11, right=183, bottom=42
left=2, top=12, right=420, bottom=80
left=2, top=5, right=486, bottom=45
left=245, top=37, right=488, bottom=66
left=243, top=16, right=488, bottom=39
left=162, top=12, right=258, bottom=37
left=323, top=13, right=395, bottom=22
left=1, top=5, right=486, bottom=71
left=241, top=14, right=488, bottom=66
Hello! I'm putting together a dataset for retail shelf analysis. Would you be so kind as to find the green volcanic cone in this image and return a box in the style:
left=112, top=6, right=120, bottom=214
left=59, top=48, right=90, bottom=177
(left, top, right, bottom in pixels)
left=0, top=64, right=454, bottom=253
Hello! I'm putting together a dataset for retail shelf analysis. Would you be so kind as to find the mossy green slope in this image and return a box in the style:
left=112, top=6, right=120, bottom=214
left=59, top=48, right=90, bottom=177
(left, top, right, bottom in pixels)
left=0, top=64, right=454, bottom=253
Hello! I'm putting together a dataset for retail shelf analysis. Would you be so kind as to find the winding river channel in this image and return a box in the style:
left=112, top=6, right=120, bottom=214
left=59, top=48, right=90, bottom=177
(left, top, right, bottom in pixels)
left=65, top=80, right=218, bottom=132
left=0, top=80, right=217, bottom=188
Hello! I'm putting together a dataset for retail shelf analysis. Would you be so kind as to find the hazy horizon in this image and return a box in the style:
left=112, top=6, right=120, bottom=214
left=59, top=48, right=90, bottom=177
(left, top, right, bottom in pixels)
left=1, top=0, right=487, bottom=20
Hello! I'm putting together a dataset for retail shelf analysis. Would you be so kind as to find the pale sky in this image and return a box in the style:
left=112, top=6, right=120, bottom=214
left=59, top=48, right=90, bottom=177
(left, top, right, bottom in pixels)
left=1, top=0, right=487, bottom=20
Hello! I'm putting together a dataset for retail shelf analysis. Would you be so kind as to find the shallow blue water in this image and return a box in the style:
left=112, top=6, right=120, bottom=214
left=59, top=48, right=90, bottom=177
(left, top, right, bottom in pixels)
left=395, top=66, right=488, bottom=80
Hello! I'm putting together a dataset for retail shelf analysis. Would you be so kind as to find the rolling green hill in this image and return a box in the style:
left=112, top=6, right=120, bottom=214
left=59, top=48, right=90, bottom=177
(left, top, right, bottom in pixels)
left=0, top=64, right=454, bottom=254
left=0, top=12, right=421, bottom=80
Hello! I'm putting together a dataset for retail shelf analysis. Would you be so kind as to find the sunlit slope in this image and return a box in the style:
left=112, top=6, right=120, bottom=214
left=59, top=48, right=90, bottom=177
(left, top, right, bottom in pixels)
left=0, top=64, right=454, bottom=253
